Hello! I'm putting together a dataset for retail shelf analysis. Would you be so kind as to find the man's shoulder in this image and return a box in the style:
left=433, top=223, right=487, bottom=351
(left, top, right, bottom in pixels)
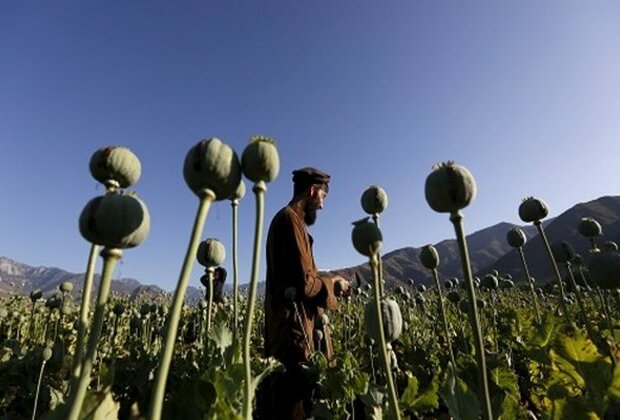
left=268, top=205, right=303, bottom=237
left=271, top=205, right=299, bottom=224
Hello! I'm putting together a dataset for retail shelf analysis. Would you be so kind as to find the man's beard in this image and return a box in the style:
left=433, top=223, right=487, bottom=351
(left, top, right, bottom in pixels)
left=304, top=202, right=318, bottom=226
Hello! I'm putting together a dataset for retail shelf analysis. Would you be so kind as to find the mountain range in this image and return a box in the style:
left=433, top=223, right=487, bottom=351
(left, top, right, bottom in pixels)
left=327, top=195, right=620, bottom=288
left=2, top=195, right=620, bottom=299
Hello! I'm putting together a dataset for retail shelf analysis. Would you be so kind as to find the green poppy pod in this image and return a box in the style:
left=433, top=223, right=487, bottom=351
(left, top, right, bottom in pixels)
left=425, top=161, right=477, bottom=213
left=59, top=281, right=73, bottom=293
left=507, top=227, right=527, bottom=248
left=351, top=217, right=383, bottom=257
left=42, top=347, right=53, bottom=362
left=361, top=185, right=388, bottom=215
left=364, top=298, right=403, bottom=343
left=551, top=241, right=575, bottom=265
left=588, top=251, right=620, bottom=290
left=30, top=289, right=42, bottom=303
left=499, top=280, right=514, bottom=289
left=314, top=329, right=324, bottom=342
left=113, top=303, right=125, bottom=316
left=447, top=290, right=460, bottom=304
left=241, top=136, right=280, bottom=183
left=89, top=146, right=142, bottom=189
left=140, top=303, right=151, bottom=317
left=481, top=274, right=499, bottom=290
left=518, top=197, right=549, bottom=223
left=196, top=238, right=226, bottom=268
left=183, top=138, right=242, bottom=200
left=229, top=179, right=247, bottom=202
left=605, top=241, right=619, bottom=253
left=578, top=217, right=602, bottom=238
left=79, top=192, right=150, bottom=249
left=419, top=244, right=440, bottom=270
left=417, top=285, right=427, bottom=293
left=444, top=279, right=453, bottom=289
left=45, top=295, right=62, bottom=310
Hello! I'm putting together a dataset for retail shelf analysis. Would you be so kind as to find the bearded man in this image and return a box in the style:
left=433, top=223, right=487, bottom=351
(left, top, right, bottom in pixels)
left=260, top=167, right=350, bottom=419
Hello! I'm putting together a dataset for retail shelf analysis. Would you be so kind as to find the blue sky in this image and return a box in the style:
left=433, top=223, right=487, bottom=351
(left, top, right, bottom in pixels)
left=2, top=1, right=619, bottom=291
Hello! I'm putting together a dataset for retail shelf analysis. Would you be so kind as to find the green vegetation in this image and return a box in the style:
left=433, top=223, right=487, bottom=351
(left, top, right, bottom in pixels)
left=2, top=148, right=620, bottom=419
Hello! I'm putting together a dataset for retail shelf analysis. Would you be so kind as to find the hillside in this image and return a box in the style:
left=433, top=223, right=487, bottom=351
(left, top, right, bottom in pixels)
left=329, top=196, right=620, bottom=288
left=3, top=195, right=620, bottom=297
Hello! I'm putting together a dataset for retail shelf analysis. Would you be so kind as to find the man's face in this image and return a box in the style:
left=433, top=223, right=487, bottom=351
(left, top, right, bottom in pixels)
left=304, top=184, right=328, bottom=226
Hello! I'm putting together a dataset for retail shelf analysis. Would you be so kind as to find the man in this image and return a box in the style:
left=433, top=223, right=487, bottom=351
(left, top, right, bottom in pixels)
left=199, top=266, right=226, bottom=304
left=260, top=167, right=350, bottom=419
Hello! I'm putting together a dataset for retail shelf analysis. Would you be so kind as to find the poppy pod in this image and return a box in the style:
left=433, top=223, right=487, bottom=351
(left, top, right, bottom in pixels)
left=425, top=161, right=477, bottom=213
left=79, top=192, right=150, bottom=249
left=447, top=290, right=460, bottom=303
left=499, top=280, right=514, bottom=289
left=605, top=241, right=619, bottom=253
left=351, top=218, right=383, bottom=257
left=588, top=251, right=620, bottom=290
left=241, top=136, right=280, bottom=183
left=551, top=241, right=576, bottom=265
left=364, top=298, right=403, bottom=343
left=578, top=217, right=602, bottom=238
left=60, top=282, right=74, bottom=293
left=196, top=238, right=225, bottom=268
left=229, top=179, right=247, bottom=201
left=113, top=303, right=125, bottom=316
left=419, top=244, right=440, bottom=270
left=506, top=227, right=527, bottom=248
left=30, top=289, right=42, bottom=302
left=46, top=295, right=62, bottom=310
left=361, top=185, right=388, bottom=215
left=481, top=274, right=498, bottom=290
left=518, top=197, right=549, bottom=223
left=183, top=138, right=242, bottom=200
left=89, top=146, right=142, bottom=189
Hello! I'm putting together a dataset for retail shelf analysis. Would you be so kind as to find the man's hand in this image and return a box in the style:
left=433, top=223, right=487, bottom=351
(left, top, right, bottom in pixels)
left=333, top=276, right=351, bottom=298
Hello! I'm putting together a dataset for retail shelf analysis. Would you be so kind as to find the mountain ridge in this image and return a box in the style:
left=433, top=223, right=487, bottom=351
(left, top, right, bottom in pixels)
left=2, top=195, right=619, bottom=298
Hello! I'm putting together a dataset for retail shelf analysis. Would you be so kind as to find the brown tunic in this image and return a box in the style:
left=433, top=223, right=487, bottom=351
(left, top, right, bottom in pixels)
left=264, top=199, right=338, bottom=364
left=260, top=200, right=338, bottom=419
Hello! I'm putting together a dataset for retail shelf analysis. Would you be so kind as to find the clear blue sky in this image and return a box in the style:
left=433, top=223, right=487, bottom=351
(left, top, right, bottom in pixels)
left=2, top=1, right=619, bottom=291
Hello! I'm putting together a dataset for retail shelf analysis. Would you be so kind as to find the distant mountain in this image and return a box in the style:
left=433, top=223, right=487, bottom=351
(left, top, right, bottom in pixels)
left=3, top=195, right=620, bottom=298
left=485, top=195, right=620, bottom=283
left=0, top=256, right=168, bottom=300
left=328, top=196, right=620, bottom=288
left=0, top=256, right=246, bottom=303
